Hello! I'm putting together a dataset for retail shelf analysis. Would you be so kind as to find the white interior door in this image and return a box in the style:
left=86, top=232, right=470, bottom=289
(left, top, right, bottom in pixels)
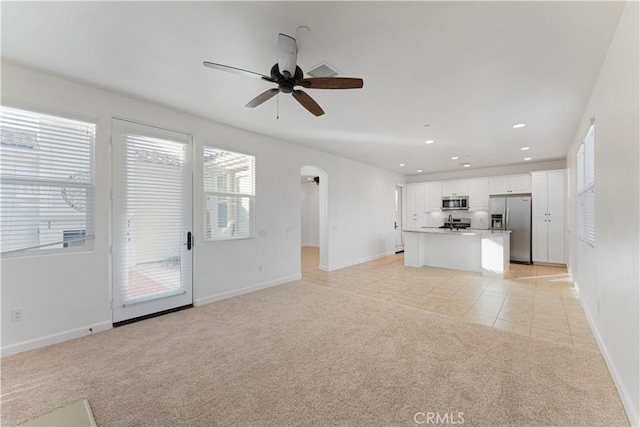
left=112, top=119, right=193, bottom=323
left=395, top=185, right=404, bottom=251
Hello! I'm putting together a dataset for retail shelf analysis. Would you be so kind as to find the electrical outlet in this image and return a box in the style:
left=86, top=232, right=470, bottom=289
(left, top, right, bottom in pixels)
left=11, top=309, right=23, bottom=322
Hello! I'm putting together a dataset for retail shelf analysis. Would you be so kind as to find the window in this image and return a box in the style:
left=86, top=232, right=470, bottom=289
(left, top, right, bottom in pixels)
left=1, top=105, right=95, bottom=255
left=204, top=146, right=255, bottom=240
left=576, top=124, right=595, bottom=246
left=576, top=145, right=585, bottom=241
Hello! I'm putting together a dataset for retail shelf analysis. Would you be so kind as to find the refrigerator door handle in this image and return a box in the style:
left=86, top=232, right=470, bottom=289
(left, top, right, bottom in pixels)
left=506, top=207, right=510, bottom=230
left=503, top=207, right=506, bottom=230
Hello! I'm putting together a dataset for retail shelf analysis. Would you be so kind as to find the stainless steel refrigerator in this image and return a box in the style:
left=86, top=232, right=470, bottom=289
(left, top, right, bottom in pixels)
left=489, top=195, right=532, bottom=264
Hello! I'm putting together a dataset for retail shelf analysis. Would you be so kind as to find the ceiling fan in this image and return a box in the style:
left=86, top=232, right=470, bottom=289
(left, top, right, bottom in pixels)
left=203, top=33, right=364, bottom=117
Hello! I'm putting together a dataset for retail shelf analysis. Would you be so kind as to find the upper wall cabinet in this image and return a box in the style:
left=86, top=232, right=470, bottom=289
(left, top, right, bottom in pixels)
left=532, top=170, right=565, bottom=218
left=488, top=174, right=532, bottom=195
left=441, top=180, right=469, bottom=196
left=468, top=178, right=489, bottom=211
left=424, top=182, right=442, bottom=212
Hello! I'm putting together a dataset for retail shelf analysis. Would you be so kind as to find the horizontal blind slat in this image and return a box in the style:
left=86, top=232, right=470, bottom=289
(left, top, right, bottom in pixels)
left=119, top=132, right=185, bottom=303
left=1, top=105, right=95, bottom=255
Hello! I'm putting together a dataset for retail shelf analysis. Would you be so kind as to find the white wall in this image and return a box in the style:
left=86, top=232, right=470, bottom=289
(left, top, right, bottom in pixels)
left=0, top=62, right=402, bottom=355
left=406, top=159, right=566, bottom=183
left=300, top=182, right=319, bottom=247
left=566, top=2, right=639, bottom=424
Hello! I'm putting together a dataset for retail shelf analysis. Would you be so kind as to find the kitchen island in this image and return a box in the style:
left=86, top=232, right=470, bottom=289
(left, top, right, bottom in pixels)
left=403, top=228, right=511, bottom=278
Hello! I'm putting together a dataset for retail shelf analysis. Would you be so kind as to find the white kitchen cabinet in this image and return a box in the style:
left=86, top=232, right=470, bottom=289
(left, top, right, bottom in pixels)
left=531, top=170, right=566, bottom=264
left=510, top=175, right=532, bottom=193
left=547, top=218, right=566, bottom=264
left=533, top=217, right=565, bottom=264
left=424, top=182, right=442, bottom=212
left=488, top=177, right=510, bottom=195
left=468, top=178, right=489, bottom=211
left=404, top=183, right=426, bottom=230
left=489, top=174, right=531, bottom=195
left=441, top=180, right=469, bottom=196
left=532, top=171, right=565, bottom=218
left=532, top=217, right=549, bottom=262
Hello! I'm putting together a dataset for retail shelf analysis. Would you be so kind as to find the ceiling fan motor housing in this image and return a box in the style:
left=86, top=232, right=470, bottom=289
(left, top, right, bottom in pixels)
left=271, top=64, right=304, bottom=93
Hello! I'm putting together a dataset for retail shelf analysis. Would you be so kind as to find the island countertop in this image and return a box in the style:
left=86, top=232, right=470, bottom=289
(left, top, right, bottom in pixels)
left=404, top=227, right=512, bottom=236
left=402, top=228, right=511, bottom=278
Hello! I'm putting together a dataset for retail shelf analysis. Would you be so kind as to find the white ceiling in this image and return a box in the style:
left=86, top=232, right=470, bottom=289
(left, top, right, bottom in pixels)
left=1, top=1, right=624, bottom=175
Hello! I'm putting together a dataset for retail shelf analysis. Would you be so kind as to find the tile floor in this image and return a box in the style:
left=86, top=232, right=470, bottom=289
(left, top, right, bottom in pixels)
left=301, top=247, right=600, bottom=352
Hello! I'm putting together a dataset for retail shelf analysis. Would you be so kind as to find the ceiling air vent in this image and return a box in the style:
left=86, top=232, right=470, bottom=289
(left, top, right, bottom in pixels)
left=307, top=63, right=339, bottom=78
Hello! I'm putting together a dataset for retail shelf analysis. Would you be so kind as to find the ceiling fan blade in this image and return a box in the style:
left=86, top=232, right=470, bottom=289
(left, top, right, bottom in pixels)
left=298, top=77, right=364, bottom=90
left=246, top=88, right=280, bottom=108
left=277, top=33, right=297, bottom=78
left=203, top=61, right=275, bottom=82
left=292, top=90, right=325, bottom=116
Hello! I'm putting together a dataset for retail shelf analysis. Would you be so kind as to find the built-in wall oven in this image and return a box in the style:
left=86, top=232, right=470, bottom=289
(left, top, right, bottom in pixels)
left=441, top=196, right=469, bottom=211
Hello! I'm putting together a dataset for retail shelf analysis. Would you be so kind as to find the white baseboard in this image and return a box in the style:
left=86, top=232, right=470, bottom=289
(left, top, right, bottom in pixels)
left=324, top=251, right=396, bottom=272
left=1, top=321, right=112, bottom=357
left=578, top=293, right=639, bottom=426
left=194, top=274, right=302, bottom=307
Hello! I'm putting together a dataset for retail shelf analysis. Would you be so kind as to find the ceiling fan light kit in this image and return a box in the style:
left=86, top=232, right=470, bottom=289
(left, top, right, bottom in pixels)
left=204, top=33, right=364, bottom=117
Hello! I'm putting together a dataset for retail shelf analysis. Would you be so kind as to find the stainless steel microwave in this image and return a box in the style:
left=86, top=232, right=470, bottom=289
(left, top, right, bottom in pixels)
left=441, top=196, right=469, bottom=211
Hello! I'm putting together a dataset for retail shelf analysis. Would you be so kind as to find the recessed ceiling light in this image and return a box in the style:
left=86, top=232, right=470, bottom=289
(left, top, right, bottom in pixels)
left=451, top=156, right=459, bottom=160
left=524, top=157, right=532, bottom=161
left=521, top=146, right=530, bottom=151
left=513, top=123, right=526, bottom=129
left=424, top=140, right=434, bottom=144
left=463, top=164, right=470, bottom=168
left=417, top=169, right=423, bottom=173
left=296, top=26, right=310, bottom=35
left=399, top=163, right=405, bottom=167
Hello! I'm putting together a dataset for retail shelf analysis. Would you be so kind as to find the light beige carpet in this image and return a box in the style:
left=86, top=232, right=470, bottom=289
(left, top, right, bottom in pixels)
left=1, top=281, right=628, bottom=426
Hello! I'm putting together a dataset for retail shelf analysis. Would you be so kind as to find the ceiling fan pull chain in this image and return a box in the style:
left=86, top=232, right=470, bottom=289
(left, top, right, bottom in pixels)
left=277, top=92, right=280, bottom=120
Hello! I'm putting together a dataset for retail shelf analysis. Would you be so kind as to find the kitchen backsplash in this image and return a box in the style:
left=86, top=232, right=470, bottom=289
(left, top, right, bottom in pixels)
left=425, top=211, right=489, bottom=229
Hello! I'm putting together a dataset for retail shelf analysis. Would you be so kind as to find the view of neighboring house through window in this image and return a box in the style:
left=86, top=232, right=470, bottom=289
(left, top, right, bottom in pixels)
left=0, top=105, right=95, bottom=255
left=204, top=146, right=255, bottom=240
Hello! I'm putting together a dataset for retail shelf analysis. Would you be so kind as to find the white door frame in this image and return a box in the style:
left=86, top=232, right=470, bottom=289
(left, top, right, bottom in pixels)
left=395, top=183, right=405, bottom=252
left=111, top=118, right=193, bottom=323
left=300, top=165, right=329, bottom=270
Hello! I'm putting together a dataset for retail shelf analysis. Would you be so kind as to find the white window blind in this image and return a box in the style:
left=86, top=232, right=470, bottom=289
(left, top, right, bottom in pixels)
left=1, top=105, right=95, bottom=255
left=118, top=132, right=187, bottom=303
left=204, top=147, right=255, bottom=240
left=576, top=144, right=585, bottom=241
left=584, top=125, right=595, bottom=188
left=577, top=124, right=595, bottom=247
left=583, top=125, right=595, bottom=246
left=585, top=188, right=595, bottom=246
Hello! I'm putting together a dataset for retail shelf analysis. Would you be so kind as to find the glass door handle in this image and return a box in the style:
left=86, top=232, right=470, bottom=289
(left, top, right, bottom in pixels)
left=187, top=232, right=193, bottom=250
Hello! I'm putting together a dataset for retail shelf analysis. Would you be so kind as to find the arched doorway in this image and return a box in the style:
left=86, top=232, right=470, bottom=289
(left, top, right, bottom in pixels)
left=300, top=165, right=328, bottom=273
